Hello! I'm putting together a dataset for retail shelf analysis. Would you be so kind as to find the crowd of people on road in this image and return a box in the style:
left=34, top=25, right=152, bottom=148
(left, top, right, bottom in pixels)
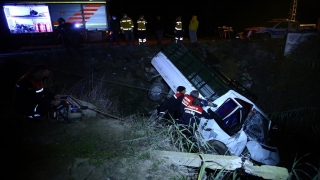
left=109, top=14, right=199, bottom=46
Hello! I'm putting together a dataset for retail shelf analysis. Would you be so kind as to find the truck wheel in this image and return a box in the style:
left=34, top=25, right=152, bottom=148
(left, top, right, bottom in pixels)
left=202, top=140, right=230, bottom=155
left=148, top=82, right=168, bottom=101
left=262, top=33, right=271, bottom=39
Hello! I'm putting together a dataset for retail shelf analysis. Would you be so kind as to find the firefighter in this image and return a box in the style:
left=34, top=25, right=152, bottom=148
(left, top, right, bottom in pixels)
left=120, top=13, right=134, bottom=45
left=109, top=15, right=120, bottom=47
left=178, top=98, right=214, bottom=127
left=137, top=15, right=147, bottom=45
left=158, top=86, right=186, bottom=120
left=15, top=65, right=62, bottom=121
left=174, top=16, right=183, bottom=43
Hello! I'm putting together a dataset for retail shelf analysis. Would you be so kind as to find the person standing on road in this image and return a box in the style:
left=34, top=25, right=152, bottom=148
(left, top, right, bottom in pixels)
left=109, top=15, right=120, bottom=47
left=189, top=15, right=199, bottom=43
left=155, top=15, right=164, bottom=44
left=174, top=16, right=183, bottom=43
left=137, top=15, right=147, bottom=45
left=120, top=13, right=134, bottom=45
left=158, top=86, right=186, bottom=120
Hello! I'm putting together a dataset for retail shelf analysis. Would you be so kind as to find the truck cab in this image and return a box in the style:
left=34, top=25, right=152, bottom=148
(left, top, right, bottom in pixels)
left=146, top=41, right=257, bottom=102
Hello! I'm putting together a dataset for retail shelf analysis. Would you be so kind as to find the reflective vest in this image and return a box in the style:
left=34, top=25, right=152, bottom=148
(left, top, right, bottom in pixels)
left=182, top=94, right=194, bottom=106
left=175, top=20, right=182, bottom=30
left=137, top=18, right=147, bottom=30
left=120, top=17, right=134, bottom=30
left=16, top=72, right=44, bottom=93
left=184, top=104, right=203, bottom=114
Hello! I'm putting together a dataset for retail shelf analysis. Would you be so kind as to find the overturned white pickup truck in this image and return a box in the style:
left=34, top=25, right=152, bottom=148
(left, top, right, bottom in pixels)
left=145, top=41, right=280, bottom=166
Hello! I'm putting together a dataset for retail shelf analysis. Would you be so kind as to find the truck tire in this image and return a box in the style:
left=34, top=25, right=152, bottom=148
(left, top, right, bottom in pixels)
left=262, top=33, right=271, bottom=39
left=202, top=140, right=230, bottom=155
left=148, top=82, right=169, bottom=101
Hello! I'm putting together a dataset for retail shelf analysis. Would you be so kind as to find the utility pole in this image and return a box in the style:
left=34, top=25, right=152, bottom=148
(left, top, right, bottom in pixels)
left=289, top=0, right=298, bottom=21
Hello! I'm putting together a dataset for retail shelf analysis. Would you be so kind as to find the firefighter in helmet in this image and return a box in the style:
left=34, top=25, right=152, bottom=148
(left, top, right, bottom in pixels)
left=174, top=16, right=183, bottom=43
left=137, top=15, right=147, bottom=45
left=120, top=13, right=134, bottom=45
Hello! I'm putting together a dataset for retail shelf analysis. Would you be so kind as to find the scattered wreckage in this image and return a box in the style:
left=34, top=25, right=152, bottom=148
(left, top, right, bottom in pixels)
left=145, top=41, right=281, bottom=167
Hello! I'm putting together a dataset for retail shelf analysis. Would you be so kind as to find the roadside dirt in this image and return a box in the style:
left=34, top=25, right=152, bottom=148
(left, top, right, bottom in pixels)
left=1, top=37, right=319, bottom=179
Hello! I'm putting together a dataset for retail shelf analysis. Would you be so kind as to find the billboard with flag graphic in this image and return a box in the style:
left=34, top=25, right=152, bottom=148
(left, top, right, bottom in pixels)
left=50, top=3, right=108, bottom=31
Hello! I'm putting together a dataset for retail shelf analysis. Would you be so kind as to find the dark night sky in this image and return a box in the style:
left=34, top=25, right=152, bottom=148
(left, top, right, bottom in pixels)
left=0, top=0, right=319, bottom=39
left=108, top=0, right=320, bottom=36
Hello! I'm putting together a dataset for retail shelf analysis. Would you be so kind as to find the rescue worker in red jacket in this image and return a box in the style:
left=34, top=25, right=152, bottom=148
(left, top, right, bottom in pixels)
left=178, top=90, right=216, bottom=118
left=158, top=86, right=186, bottom=120
left=15, top=65, right=61, bottom=120
left=178, top=98, right=214, bottom=126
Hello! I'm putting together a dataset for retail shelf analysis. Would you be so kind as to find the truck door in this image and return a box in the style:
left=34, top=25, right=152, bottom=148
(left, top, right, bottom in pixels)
left=274, top=21, right=289, bottom=38
left=214, top=98, right=252, bottom=136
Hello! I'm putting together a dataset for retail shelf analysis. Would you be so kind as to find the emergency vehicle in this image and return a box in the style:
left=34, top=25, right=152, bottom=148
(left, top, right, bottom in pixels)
left=245, top=19, right=316, bottom=39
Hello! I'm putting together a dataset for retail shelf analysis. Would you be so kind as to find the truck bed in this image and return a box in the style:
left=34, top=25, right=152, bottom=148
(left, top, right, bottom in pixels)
left=151, top=41, right=257, bottom=101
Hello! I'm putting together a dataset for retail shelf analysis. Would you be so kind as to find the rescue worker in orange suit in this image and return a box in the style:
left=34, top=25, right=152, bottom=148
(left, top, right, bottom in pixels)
left=57, top=17, right=81, bottom=54
left=158, top=86, right=186, bottom=120
left=177, top=98, right=214, bottom=126
left=109, top=15, right=120, bottom=47
left=174, top=16, right=183, bottom=43
left=178, top=90, right=216, bottom=118
left=15, top=65, right=61, bottom=120
left=137, top=15, right=147, bottom=45
left=120, top=13, right=134, bottom=45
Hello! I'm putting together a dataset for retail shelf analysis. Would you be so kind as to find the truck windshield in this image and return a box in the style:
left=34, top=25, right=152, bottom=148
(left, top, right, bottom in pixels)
left=260, top=21, right=279, bottom=27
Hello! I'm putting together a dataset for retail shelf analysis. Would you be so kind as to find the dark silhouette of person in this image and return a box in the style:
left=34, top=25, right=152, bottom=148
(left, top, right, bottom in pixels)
left=57, top=17, right=81, bottom=54
left=109, top=15, right=120, bottom=47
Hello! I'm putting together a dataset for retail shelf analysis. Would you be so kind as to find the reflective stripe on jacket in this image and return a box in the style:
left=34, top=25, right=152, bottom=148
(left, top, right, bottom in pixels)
left=175, top=21, right=182, bottom=30
left=182, top=94, right=194, bottom=106
left=137, top=19, right=147, bottom=30
left=16, top=72, right=44, bottom=93
left=120, top=17, right=134, bottom=30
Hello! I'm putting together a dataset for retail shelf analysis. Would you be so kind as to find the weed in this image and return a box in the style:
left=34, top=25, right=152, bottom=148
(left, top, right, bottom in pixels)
left=138, top=152, right=150, bottom=160
left=289, top=153, right=320, bottom=180
left=169, top=177, right=189, bottom=180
